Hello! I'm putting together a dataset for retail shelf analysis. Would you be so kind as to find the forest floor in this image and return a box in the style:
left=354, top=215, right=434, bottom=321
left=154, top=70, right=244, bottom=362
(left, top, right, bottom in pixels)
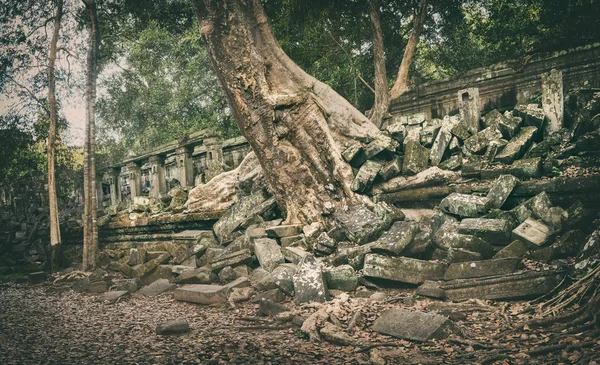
left=0, top=281, right=598, bottom=365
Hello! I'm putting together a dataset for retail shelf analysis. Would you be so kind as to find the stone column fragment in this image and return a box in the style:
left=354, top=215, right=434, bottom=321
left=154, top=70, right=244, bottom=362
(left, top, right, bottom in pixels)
left=458, top=88, right=481, bottom=135
left=541, top=69, right=563, bottom=137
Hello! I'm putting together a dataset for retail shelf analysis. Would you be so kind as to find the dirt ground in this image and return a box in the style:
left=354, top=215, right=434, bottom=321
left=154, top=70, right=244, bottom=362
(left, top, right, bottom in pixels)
left=0, top=281, right=598, bottom=365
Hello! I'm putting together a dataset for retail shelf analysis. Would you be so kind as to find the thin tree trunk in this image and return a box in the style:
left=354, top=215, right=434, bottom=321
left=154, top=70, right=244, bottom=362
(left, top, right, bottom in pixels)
left=389, top=0, right=428, bottom=100
left=368, top=0, right=390, bottom=128
left=82, top=0, right=99, bottom=271
left=47, top=0, right=64, bottom=272
left=191, top=0, right=395, bottom=225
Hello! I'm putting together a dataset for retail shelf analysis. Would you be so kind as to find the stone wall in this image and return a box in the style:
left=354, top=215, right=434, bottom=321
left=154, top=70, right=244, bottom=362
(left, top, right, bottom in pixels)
left=387, top=43, right=600, bottom=124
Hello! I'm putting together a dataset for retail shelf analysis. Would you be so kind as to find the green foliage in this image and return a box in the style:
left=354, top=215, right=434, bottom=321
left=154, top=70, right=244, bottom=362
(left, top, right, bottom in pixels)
left=97, top=22, right=235, bottom=154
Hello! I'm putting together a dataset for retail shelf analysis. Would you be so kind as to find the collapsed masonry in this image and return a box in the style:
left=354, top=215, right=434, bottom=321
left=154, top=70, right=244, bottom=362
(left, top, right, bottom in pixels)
left=18, top=69, right=600, bottom=343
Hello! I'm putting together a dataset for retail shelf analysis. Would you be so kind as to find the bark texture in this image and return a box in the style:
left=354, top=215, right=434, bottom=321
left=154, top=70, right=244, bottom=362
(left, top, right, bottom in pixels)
left=368, top=0, right=390, bottom=129
left=389, top=0, right=428, bottom=100
left=82, top=0, right=99, bottom=271
left=47, top=0, right=63, bottom=271
left=191, top=0, right=393, bottom=224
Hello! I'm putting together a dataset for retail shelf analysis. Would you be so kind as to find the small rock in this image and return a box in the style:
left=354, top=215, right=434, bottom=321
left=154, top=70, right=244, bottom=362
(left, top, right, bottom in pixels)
left=439, top=193, right=491, bottom=217
left=156, top=319, right=190, bottom=335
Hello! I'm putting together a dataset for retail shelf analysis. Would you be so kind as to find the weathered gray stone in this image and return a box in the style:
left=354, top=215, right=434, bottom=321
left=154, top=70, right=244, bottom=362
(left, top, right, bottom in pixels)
left=72, top=277, right=90, bottom=292
left=458, top=218, right=511, bottom=246
left=128, top=248, right=147, bottom=266
left=402, top=140, right=430, bottom=175
left=511, top=192, right=553, bottom=224
left=156, top=319, right=189, bottom=335
left=88, top=280, right=109, bottom=293
left=485, top=157, right=541, bottom=180
left=171, top=265, right=195, bottom=276
left=552, top=230, right=585, bottom=259
left=196, top=247, right=225, bottom=268
left=168, top=188, right=188, bottom=208
left=363, top=254, right=447, bottom=285
left=486, top=174, right=518, bottom=209
left=464, top=127, right=503, bottom=154
left=224, top=276, right=250, bottom=289
left=259, top=299, right=288, bottom=316
left=333, top=204, right=388, bottom=244
left=330, top=243, right=375, bottom=270
left=540, top=206, right=567, bottom=234
left=512, top=218, right=552, bottom=247
left=439, top=193, right=490, bottom=217
left=445, top=248, right=483, bottom=263
left=420, top=124, right=441, bottom=147
left=371, top=221, right=419, bottom=256
left=433, top=222, right=494, bottom=258
left=112, top=278, right=140, bottom=293
left=320, top=322, right=358, bottom=346
left=443, top=258, right=520, bottom=280
left=386, top=119, right=407, bottom=143
left=342, top=142, right=366, bottom=166
left=458, top=88, right=481, bottom=135
left=451, top=119, right=472, bottom=141
left=256, top=263, right=297, bottom=296
left=351, top=160, right=382, bottom=193
left=373, top=308, right=453, bottom=342
left=495, top=126, right=537, bottom=164
left=174, top=284, right=230, bottom=305
left=265, top=225, right=303, bottom=238
left=138, top=278, right=176, bottom=297
left=419, top=271, right=560, bottom=301
left=483, top=139, right=507, bottom=162
left=280, top=235, right=303, bottom=247
left=218, top=266, right=237, bottom=283
left=430, top=211, right=459, bottom=235
left=293, top=255, right=328, bottom=304
left=132, top=252, right=171, bottom=279
left=493, top=240, right=529, bottom=259
left=213, top=191, right=275, bottom=244
left=379, top=156, right=403, bottom=181
left=403, top=224, right=433, bottom=257
left=324, top=265, right=358, bottom=292
left=430, top=124, right=455, bottom=166
left=250, top=268, right=269, bottom=282
left=253, top=238, right=284, bottom=273
left=209, top=249, right=252, bottom=271
left=481, top=109, right=504, bottom=129
left=514, top=104, right=546, bottom=131
left=175, top=267, right=216, bottom=284
left=364, top=138, right=394, bottom=159
left=281, top=246, right=309, bottom=265
left=314, top=232, right=337, bottom=255
left=461, top=157, right=482, bottom=178
left=96, top=290, right=128, bottom=303
left=252, top=288, right=286, bottom=303
left=139, top=265, right=173, bottom=287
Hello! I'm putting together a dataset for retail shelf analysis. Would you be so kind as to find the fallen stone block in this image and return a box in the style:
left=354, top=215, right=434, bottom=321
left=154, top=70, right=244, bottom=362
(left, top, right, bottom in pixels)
left=371, top=221, right=419, bottom=256
left=461, top=158, right=482, bottom=179
left=281, top=246, right=309, bottom=265
left=418, top=270, right=561, bottom=301
left=511, top=192, right=553, bottom=224
left=379, top=156, right=403, bottom=181
left=156, top=319, right=190, bottom=335
left=320, top=322, right=358, bottom=346
left=445, top=248, right=483, bottom=263
left=324, top=265, right=358, bottom=292
left=132, top=252, right=171, bottom=279
left=372, top=308, right=453, bottom=342
left=171, top=265, right=195, bottom=276
left=139, top=265, right=174, bottom=287
left=451, top=119, right=472, bottom=141
left=483, top=139, right=507, bottom=163
left=138, top=278, right=176, bottom=297
left=252, top=288, right=286, bottom=303
left=218, top=266, right=237, bottom=283
left=209, top=249, right=252, bottom=271
left=293, top=255, right=328, bottom=304
left=96, top=290, right=128, bottom=303
left=329, top=242, right=375, bottom=270
left=279, top=234, right=303, bottom=247
left=434, top=222, right=494, bottom=258
left=464, top=127, right=503, bottom=154
left=333, top=204, right=388, bottom=244
left=495, top=126, right=537, bottom=164
left=174, top=284, right=230, bottom=305
left=486, top=174, right=518, bottom=209
left=364, top=138, right=395, bottom=159
left=175, top=267, right=215, bottom=284
left=253, top=238, right=284, bottom=273
left=363, top=254, right=447, bottom=285
left=443, top=258, right=520, bottom=280
left=493, top=240, right=529, bottom=259
left=259, top=299, right=288, bottom=316
left=403, top=224, right=433, bottom=257
left=342, top=142, right=366, bottom=166
left=512, top=218, right=552, bottom=247
left=128, top=248, right=147, bottom=266
left=224, top=276, right=249, bottom=290
left=438, top=154, right=462, bottom=171
left=514, top=104, right=546, bottom=131
left=266, top=224, right=303, bottom=239
left=420, top=124, right=441, bottom=147
left=525, top=246, right=554, bottom=262
left=112, top=278, right=140, bottom=293
left=88, top=280, right=109, bottom=293
left=552, top=230, right=586, bottom=259
left=256, top=263, right=297, bottom=296
left=403, top=140, right=430, bottom=175
left=351, top=160, right=383, bottom=193
left=482, top=158, right=542, bottom=180
left=439, top=193, right=491, bottom=218
left=457, top=218, right=511, bottom=246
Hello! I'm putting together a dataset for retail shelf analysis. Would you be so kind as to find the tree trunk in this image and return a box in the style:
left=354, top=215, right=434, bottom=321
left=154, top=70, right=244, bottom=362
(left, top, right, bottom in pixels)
left=82, top=0, right=99, bottom=271
left=191, top=0, right=394, bottom=225
left=47, top=0, right=63, bottom=272
left=389, top=0, right=428, bottom=100
left=368, top=0, right=390, bottom=129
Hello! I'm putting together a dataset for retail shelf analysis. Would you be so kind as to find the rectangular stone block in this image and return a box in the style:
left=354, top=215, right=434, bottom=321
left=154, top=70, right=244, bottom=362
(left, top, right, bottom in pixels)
left=512, top=218, right=551, bottom=247
left=495, top=126, right=537, bottom=164
left=371, top=221, right=419, bottom=256
left=351, top=160, right=382, bottom=193
left=373, top=308, right=453, bottom=342
left=458, top=218, right=511, bottom=245
left=486, top=174, right=518, bottom=209
left=209, top=249, right=252, bottom=271
left=443, top=258, right=520, bottom=280
left=174, top=284, right=230, bottom=305
left=464, top=127, right=503, bottom=154
left=138, top=278, right=176, bottom=297
left=402, top=140, right=430, bottom=176
left=439, top=193, right=491, bottom=218
left=254, top=238, right=284, bottom=273
left=363, top=254, right=447, bottom=285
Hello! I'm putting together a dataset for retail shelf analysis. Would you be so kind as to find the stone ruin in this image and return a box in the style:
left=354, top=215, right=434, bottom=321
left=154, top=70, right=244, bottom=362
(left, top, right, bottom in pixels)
left=2, top=64, right=600, bottom=343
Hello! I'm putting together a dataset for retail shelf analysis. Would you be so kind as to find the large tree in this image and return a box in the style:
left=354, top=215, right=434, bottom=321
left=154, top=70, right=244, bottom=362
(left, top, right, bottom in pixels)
left=190, top=0, right=395, bottom=225
left=82, top=0, right=100, bottom=271
left=47, top=0, right=64, bottom=271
